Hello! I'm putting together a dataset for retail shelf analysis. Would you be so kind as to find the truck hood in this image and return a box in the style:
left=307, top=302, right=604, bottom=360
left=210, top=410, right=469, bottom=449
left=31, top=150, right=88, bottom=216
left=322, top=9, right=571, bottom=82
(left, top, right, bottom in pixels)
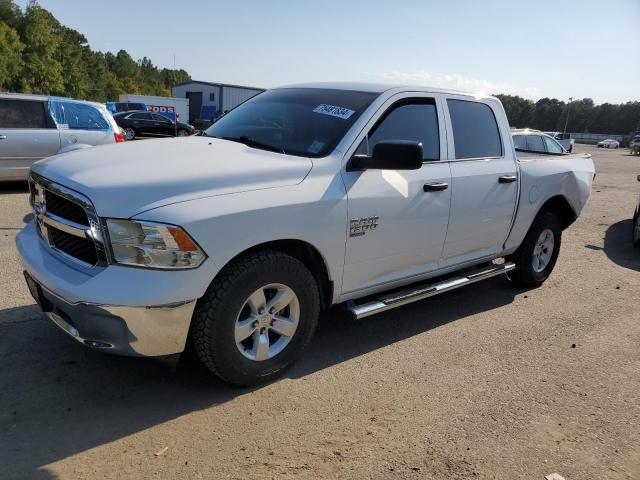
left=31, top=136, right=313, bottom=217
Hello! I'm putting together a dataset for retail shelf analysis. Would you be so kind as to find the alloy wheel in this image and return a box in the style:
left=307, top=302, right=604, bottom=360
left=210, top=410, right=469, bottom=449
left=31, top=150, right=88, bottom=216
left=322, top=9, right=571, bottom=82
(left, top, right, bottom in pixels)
left=235, top=283, right=300, bottom=361
left=532, top=228, right=554, bottom=273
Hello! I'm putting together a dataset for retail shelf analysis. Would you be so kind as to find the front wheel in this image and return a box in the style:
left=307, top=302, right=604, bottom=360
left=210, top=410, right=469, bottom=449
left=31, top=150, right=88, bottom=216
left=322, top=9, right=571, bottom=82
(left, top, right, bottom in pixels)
left=507, top=212, right=562, bottom=287
left=190, top=251, right=320, bottom=386
left=177, top=128, right=190, bottom=137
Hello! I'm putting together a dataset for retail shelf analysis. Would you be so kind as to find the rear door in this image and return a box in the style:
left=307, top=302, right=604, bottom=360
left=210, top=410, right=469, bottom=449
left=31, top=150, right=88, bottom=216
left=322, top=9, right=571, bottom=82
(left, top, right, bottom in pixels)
left=341, top=94, right=452, bottom=294
left=440, top=97, right=518, bottom=267
left=0, top=98, right=60, bottom=179
left=151, top=113, right=175, bottom=136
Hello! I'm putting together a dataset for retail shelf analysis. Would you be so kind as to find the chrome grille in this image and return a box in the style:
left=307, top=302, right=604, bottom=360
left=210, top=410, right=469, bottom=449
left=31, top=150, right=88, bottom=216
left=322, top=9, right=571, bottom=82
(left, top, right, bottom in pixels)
left=29, top=173, right=109, bottom=267
left=44, top=190, right=89, bottom=226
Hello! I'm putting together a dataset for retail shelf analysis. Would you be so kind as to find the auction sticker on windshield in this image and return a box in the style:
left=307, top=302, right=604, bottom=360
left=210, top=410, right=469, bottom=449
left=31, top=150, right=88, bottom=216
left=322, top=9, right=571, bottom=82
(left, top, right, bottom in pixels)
left=313, top=104, right=355, bottom=120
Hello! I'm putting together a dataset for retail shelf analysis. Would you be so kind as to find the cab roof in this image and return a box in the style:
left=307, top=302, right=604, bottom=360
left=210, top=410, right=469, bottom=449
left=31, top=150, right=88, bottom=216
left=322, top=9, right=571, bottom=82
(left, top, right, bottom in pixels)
left=276, top=82, right=499, bottom=100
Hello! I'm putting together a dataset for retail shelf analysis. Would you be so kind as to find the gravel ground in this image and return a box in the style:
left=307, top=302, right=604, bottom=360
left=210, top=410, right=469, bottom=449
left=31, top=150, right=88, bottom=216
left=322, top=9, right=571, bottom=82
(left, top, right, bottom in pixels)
left=1, top=145, right=639, bottom=479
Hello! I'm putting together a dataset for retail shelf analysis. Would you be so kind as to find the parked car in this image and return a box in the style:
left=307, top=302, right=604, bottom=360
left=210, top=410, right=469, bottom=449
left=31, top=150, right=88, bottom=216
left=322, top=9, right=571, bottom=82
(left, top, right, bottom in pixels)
left=512, top=129, right=567, bottom=154
left=17, top=83, right=595, bottom=386
left=0, top=93, right=123, bottom=181
left=597, top=139, right=620, bottom=148
left=105, top=101, right=148, bottom=114
left=629, top=135, right=640, bottom=155
left=112, top=111, right=195, bottom=140
left=544, top=131, right=574, bottom=152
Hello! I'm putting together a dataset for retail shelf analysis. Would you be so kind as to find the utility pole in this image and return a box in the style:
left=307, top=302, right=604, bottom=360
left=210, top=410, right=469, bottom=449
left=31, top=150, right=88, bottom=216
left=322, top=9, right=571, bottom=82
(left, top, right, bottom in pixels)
left=173, top=53, right=178, bottom=138
left=563, top=97, right=573, bottom=134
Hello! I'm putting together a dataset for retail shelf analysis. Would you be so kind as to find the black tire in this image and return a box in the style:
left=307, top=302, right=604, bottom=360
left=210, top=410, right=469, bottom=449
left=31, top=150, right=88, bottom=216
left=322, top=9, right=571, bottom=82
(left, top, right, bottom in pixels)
left=123, top=127, right=136, bottom=140
left=177, top=128, right=189, bottom=137
left=506, top=212, right=562, bottom=287
left=190, top=251, right=320, bottom=386
left=633, top=213, right=640, bottom=248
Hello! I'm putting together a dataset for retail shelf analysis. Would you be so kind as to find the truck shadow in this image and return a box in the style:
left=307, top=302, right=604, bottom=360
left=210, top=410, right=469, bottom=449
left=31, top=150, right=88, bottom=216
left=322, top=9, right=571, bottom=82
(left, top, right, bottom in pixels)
left=0, top=277, right=522, bottom=479
left=0, top=180, right=29, bottom=194
left=602, top=219, right=640, bottom=272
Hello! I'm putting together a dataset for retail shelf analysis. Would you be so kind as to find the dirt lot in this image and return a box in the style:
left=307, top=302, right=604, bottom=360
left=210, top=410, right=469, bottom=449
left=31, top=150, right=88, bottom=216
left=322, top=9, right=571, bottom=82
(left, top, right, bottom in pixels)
left=1, top=145, right=639, bottom=479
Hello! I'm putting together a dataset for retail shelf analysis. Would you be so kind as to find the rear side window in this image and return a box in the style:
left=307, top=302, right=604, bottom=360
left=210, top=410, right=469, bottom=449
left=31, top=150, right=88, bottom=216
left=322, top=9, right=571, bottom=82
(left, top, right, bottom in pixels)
left=367, top=101, right=440, bottom=161
left=0, top=99, right=51, bottom=128
left=543, top=136, right=564, bottom=154
left=53, top=101, right=109, bottom=130
left=526, top=135, right=545, bottom=152
left=513, top=135, right=527, bottom=150
left=130, top=112, right=152, bottom=120
left=447, top=99, right=502, bottom=159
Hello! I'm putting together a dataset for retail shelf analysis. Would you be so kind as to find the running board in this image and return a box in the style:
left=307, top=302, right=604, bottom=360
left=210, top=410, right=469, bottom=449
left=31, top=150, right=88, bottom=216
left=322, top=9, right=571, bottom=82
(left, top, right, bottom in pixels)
left=348, top=262, right=515, bottom=320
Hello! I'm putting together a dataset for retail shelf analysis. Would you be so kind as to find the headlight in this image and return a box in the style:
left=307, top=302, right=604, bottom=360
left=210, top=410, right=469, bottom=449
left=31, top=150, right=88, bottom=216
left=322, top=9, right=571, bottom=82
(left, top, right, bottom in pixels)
left=106, top=219, right=206, bottom=269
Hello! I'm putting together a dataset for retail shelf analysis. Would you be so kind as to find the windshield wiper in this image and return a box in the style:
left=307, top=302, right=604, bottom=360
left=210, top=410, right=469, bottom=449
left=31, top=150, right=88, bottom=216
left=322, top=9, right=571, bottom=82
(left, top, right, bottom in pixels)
left=219, top=136, right=285, bottom=154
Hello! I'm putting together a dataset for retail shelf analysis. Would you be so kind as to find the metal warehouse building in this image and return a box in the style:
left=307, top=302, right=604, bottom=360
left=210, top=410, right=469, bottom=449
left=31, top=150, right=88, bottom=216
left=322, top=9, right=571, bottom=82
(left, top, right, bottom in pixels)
left=171, top=81, right=264, bottom=123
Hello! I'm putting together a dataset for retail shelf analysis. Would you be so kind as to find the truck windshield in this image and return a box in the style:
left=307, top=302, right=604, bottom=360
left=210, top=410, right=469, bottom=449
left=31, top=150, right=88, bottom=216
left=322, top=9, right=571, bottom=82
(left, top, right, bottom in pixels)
left=204, top=88, right=378, bottom=157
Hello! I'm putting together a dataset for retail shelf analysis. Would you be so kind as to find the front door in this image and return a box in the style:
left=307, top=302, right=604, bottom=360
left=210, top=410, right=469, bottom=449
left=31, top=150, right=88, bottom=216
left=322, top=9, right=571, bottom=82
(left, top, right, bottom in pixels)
left=440, top=97, right=518, bottom=267
left=150, top=113, right=175, bottom=136
left=341, top=96, right=451, bottom=294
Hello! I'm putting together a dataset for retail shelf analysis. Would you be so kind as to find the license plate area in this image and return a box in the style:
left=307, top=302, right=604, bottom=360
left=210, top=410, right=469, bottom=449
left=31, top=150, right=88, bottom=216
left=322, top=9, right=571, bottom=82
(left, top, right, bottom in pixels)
left=23, top=272, right=53, bottom=312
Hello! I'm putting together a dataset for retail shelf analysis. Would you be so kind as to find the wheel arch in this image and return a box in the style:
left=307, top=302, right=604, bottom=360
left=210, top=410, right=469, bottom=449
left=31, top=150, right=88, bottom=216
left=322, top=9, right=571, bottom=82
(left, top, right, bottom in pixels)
left=537, top=195, right=577, bottom=230
left=216, top=239, right=334, bottom=310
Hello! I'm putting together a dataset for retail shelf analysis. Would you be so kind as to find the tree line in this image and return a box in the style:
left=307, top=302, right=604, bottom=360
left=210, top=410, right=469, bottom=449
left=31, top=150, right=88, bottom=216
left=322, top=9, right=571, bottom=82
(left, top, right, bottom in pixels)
left=0, top=0, right=190, bottom=102
left=496, top=95, right=640, bottom=135
left=1, top=1, right=638, bottom=134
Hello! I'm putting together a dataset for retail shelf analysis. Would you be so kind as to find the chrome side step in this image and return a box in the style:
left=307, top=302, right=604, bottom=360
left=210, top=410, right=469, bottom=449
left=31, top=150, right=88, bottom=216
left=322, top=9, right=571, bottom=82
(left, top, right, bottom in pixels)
left=348, top=262, right=515, bottom=320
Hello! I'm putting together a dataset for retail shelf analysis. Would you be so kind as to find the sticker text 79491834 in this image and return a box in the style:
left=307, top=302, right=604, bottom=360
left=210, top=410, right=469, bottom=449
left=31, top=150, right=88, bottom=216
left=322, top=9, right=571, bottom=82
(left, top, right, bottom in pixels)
left=313, top=104, right=355, bottom=120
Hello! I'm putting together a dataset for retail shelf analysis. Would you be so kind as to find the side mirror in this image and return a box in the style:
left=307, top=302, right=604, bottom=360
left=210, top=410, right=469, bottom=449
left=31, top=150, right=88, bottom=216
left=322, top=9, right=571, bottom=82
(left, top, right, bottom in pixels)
left=348, top=140, right=423, bottom=171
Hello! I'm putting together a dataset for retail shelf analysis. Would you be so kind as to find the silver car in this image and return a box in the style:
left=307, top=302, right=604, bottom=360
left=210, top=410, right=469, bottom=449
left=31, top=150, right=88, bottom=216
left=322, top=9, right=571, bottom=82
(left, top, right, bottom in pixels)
left=0, top=93, right=123, bottom=181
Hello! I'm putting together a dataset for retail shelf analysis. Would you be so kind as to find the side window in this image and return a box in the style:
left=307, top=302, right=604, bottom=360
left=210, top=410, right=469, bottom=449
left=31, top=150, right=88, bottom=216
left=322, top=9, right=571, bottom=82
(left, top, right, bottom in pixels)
left=543, top=136, right=564, bottom=154
left=0, top=99, right=51, bottom=128
left=366, top=101, right=440, bottom=161
left=131, top=112, right=152, bottom=120
left=513, top=135, right=527, bottom=150
left=60, top=102, right=109, bottom=130
left=526, top=135, right=545, bottom=152
left=447, top=99, right=503, bottom=159
left=152, top=114, right=169, bottom=122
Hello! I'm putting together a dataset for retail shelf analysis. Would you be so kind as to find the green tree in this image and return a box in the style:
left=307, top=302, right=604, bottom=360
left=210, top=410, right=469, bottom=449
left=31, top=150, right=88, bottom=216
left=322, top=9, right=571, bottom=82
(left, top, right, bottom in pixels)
left=18, top=0, right=64, bottom=94
left=55, top=25, right=91, bottom=98
left=0, top=22, right=24, bottom=89
left=0, top=0, right=21, bottom=28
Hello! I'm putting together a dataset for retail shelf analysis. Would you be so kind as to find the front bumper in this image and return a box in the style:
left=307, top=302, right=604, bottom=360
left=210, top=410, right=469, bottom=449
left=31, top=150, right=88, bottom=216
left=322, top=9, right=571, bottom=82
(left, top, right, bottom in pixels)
left=17, top=221, right=198, bottom=356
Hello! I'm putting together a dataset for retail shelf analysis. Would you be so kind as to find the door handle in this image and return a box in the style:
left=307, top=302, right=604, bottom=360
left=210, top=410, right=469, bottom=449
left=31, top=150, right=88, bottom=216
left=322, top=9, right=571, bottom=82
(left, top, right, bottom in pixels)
left=0, top=135, right=6, bottom=140
left=423, top=182, right=449, bottom=192
left=499, top=175, right=517, bottom=183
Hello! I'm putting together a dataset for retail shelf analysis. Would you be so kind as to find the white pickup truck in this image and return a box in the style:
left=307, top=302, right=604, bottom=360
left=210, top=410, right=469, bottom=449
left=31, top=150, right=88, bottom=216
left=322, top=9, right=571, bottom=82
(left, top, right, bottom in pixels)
left=17, top=83, right=595, bottom=386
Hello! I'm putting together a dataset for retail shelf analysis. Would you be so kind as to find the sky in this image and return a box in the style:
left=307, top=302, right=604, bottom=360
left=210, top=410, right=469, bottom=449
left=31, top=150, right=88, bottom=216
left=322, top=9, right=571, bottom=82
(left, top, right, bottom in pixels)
left=16, top=0, right=640, bottom=104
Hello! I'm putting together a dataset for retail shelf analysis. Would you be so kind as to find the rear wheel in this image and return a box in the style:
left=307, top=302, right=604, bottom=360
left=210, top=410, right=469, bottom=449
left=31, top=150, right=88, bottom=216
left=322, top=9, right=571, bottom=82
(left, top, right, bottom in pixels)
left=507, top=212, right=562, bottom=287
left=123, top=127, right=136, bottom=140
left=190, top=251, right=320, bottom=386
